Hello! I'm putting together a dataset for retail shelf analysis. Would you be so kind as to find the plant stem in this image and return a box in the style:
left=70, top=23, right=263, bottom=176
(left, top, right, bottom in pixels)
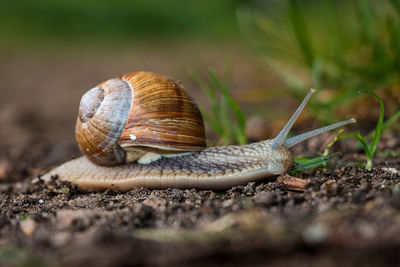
left=366, top=158, right=372, bottom=171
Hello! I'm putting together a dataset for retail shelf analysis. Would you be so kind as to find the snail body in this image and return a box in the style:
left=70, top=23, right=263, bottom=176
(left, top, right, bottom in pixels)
left=43, top=140, right=292, bottom=190
left=41, top=72, right=355, bottom=191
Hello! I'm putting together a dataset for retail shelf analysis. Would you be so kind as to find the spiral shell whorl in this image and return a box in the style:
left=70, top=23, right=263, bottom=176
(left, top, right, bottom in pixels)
left=75, top=78, right=132, bottom=166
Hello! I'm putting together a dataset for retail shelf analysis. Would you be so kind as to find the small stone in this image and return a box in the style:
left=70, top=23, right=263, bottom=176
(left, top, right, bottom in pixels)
left=53, top=232, right=71, bottom=247
left=143, top=198, right=166, bottom=210
left=242, top=182, right=256, bottom=195
left=222, top=198, right=234, bottom=208
left=358, top=182, right=372, bottom=192
left=253, top=191, right=276, bottom=206
left=357, top=222, right=376, bottom=239
left=303, top=223, right=330, bottom=244
left=321, top=180, right=338, bottom=195
left=20, top=218, right=36, bottom=237
left=0, top=160, right=13, bottom=180
left=56, top=210, right=79, bottom=229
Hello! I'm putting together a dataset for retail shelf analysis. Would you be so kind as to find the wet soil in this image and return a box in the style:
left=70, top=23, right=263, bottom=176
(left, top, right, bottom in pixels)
left=0, top=51, right=400, bottom=266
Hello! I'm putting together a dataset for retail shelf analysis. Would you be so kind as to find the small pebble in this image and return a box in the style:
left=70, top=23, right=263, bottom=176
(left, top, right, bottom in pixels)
left=53, top=232, right=71, bottom=247
left=143, top=197, right=166, bottom=210
left=0, top=160, right=13, bottom=180
left=359, top=182, right=372, bottom=192
left=303, top=223, right=330, bottom=243
left=20, top=218, right=36, bottom=237
left=253, top=191, right=276, bottom=206
left=321, top=180, right=338, bottom=195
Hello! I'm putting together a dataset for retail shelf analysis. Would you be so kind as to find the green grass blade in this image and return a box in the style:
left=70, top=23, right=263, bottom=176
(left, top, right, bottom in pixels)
left=321, top=0, right=344, bottom=63
left=188, top=70, right=226, bottom=138
left=287, top=0, right=314, bottom=67
left=365, top=91, right=384, bottom=156
left=367, top=109, right=400, bottom=140
left=355, top=0, right=382, bottom=59
left=299, top=153, right=339, bottom=165
left=209, top=68, right=247, bottom=144
left=224, top=57, right=233, bottom=87
left=190, top=67, right=248, bottom=145
left=386, top=17, right=400, bottom=65
left=199, top=107, right=223, bottom=136
left=188, top=70, right=220, bottom=120
left=323, top=129, right=344, bottom=157
left=322, top=129, right=344, bottom=168
left=302, top=161, right=332, bottom=171
left=290, top=152, right=339, bottom=175
left=389, top=0, right=400, bottom=16
left=208, top=69, right=233, bottom=144
left=356, top=131, right=372, bottom=159
left=381, top=110, right=400, bottom=132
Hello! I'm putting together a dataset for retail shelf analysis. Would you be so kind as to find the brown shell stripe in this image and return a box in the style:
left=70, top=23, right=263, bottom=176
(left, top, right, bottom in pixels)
left=119, top=72, right=205, bottom=150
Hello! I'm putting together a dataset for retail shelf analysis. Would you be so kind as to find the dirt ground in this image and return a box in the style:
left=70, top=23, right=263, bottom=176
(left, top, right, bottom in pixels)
left=0, top=48, right=399, bottom=266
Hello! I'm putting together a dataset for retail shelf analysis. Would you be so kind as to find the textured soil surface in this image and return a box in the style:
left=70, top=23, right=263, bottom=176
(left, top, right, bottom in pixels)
left=0, top=134, right=399, bottom=267
left=1, top=52, right=400, bottom=266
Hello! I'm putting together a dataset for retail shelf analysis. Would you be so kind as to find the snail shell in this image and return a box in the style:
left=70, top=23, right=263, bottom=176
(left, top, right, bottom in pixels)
left=75, top=71, right=206, bottom=166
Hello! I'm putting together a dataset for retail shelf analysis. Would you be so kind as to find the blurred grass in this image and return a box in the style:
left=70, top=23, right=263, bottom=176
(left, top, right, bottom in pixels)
left=1, top=0, right=399, bottom=141
left=0, top=0, right=239, bottom=46
left=0, top=245, right=50, bottom=267
left=189, top=65, right=248, bottom=145
left=237, top=0, right=400, bottom=124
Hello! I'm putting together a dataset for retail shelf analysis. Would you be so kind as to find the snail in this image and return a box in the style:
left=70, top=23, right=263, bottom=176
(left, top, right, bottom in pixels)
left=40, top=71, right=355, bottom=191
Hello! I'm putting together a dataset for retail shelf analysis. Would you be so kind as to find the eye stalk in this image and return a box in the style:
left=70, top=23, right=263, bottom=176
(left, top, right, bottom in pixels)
left=284, top=118, right=356, bottom=148
left=271, top=88, right=356, bottom=150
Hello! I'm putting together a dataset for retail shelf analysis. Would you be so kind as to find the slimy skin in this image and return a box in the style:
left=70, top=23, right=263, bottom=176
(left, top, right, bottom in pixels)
left=41, top=140, right=293, bottom=191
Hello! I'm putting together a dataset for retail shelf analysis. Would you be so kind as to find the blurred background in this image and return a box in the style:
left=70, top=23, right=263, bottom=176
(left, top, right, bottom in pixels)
left=0, top=0, right=399, bottom=167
